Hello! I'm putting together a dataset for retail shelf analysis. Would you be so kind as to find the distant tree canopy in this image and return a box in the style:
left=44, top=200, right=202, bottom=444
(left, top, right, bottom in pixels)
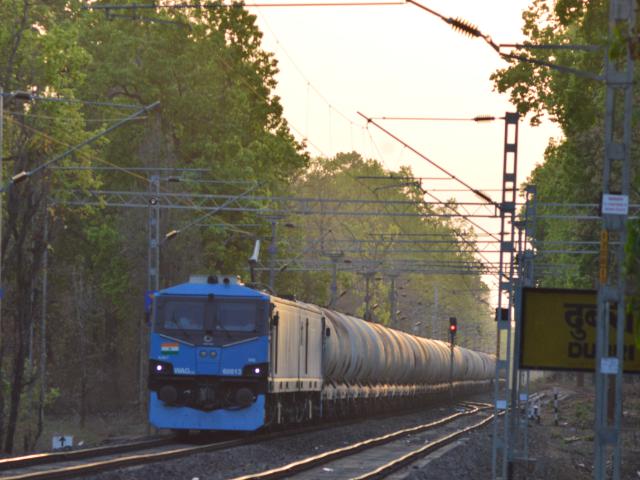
left=274, top=152, right=492, bottom=348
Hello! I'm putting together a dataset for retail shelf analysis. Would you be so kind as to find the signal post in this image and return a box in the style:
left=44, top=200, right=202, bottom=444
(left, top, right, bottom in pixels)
left=449, top=317, right=457, bottom=399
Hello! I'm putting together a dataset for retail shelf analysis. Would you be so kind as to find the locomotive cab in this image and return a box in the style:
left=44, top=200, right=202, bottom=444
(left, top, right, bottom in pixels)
left=148, top=275, right=271, bottom=431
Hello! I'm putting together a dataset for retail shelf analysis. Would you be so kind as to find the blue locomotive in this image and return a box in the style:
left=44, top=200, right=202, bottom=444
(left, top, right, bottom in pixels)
left=148, top=275, right=272, bottom=431
left=148, top=275, right=494, bottom=432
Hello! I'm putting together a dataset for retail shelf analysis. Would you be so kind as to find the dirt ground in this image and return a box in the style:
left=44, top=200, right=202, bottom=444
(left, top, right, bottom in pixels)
left=8, top=409, right=149, bottom=455
left=406, top=375, right=640, bottom=480
left=518, top=375, right=640, bottom=480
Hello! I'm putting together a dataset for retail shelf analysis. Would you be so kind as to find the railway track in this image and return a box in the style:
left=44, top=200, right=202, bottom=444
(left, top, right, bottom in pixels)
left=0, top=399, right=504, bottom=480
left=0, top=437, right=175, bottom=473
left=0, top=425, right=332, bottom=480
left=0, top=435, right=235, bottom=480
left=229, top=402, right=496, bottom=480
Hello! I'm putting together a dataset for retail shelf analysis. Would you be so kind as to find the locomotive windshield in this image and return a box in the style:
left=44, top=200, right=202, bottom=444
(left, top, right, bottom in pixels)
left=163, top=300, right=205, bottom=331
left=154, top=295, right=267, bottom=342
left=216, top=302, right=258, bottom=332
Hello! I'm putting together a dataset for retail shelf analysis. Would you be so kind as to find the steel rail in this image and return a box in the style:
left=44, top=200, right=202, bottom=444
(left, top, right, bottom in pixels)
left=228, top=404, right=487, bottom=480
left=0, top=438, right=248, bottom=480
left=0, top=437, right=173, bottom=471
left=351, top=413, right=498, bottom=480
left=2, top=429, right=325, bottom=480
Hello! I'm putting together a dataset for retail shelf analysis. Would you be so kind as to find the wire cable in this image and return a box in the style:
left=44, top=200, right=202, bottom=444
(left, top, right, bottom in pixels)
left=83, top=2, right=406, bottom=10
left=3, top=114, right=250, bottom=235
left=358, top=112, right=497, bottom=206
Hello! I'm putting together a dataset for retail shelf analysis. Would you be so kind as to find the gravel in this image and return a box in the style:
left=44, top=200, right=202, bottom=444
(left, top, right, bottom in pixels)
left=399, top=379, right=640, bottom=480
left=80, top=393, right=492, bottom=480
left=84, top=381, right=640, bottom=480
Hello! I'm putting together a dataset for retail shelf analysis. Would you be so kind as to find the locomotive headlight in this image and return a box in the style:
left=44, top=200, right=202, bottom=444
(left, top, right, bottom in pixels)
left=242, top=362, right=268, bottom=377
left=149, top=359, right=173, bottom=376
left=199, top=350, right=207, bottom=358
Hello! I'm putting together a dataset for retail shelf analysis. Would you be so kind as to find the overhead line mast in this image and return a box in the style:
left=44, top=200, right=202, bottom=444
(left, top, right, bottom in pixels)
left=594, top=2, right=635, bottom=479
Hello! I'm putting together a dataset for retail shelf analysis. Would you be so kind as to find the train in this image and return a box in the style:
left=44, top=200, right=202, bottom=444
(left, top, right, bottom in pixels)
left=147, top=274, right=495, bottom=432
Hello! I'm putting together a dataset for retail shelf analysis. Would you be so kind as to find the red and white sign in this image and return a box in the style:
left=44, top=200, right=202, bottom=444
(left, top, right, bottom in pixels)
left=601, top=194, right=629, bottom=215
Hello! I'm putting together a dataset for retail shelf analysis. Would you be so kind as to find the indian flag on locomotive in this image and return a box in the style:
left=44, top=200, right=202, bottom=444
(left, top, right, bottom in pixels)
left=161, top=342, right=179, bottom=355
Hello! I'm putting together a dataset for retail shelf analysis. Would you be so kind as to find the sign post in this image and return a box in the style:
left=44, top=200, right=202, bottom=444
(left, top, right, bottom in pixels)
left=519, top=288, right=639, bottom=373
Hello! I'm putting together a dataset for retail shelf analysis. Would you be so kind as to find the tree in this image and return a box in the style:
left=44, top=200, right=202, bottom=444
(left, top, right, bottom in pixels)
left=0, top=0, right=100, bottom=452
left=491, top=1, right=630, bottom=288
left=273, top=152, right=492, bottom=348
left=0, top=0, right=308, bottom=452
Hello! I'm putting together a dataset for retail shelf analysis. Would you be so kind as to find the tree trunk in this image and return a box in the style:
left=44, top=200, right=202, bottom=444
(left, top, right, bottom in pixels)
left=104, top=309, right=121, bottom=405
left=73, top=270, right=88, bottom=428
left=4, top=331, right=25, bottom=454
left=2, top=180, right=46, bottom=453
left=0, top=346, right=6, bottom=446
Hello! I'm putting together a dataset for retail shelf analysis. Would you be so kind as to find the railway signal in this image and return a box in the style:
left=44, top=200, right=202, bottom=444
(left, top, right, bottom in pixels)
left=449, top=317, right=457, bottom=345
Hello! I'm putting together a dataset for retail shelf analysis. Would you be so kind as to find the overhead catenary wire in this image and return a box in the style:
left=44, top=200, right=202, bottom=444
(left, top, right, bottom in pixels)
left=370, top=115, right=500, bottom=122
left=405, top=0, right=603, bottom=82
left=359, top=129, right=492, bottom=241
left=344, top=173, right=491, bottom=273
left=83, top=2, right=406, bottom=10
left=405, top=0, right=499, bottom=51
left=4, top=115, right=253, bottom=235
left=89, top=0, right=605, bottom=83
left=358, top=112, right=497, bottom=206
left=256, top=9, right=366, bottom=139
left=1, top=102, right=159, bottom=191
left=356, top=124, right=501, bottom=244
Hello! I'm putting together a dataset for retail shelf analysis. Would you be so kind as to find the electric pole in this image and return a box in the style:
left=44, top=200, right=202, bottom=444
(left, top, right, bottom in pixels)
left=594, top=2, right=635, bottom=479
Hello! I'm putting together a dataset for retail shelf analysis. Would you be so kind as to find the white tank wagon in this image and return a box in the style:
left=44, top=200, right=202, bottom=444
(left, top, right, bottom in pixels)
left=265, top=292, right=494, bottom=424
left=321, top=309, right=494, bottom=388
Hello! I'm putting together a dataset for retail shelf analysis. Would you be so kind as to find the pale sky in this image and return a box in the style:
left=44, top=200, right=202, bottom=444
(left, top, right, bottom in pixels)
left=248, top=0, right=562, bottom=296
left=250, top=0, right=561, bottom=186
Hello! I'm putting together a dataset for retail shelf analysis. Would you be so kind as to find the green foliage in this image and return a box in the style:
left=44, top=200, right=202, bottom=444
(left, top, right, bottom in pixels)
left=491, top=0, right=606, bottom=131
left=0, top=0, right=307, bottom=452
left=492, top=0, right=640, bottom=291
left=76, top=3, right=307, bottom=187
left=625, top=220, right=640, bottom=348
left=273, top=152, right=492, bottom=347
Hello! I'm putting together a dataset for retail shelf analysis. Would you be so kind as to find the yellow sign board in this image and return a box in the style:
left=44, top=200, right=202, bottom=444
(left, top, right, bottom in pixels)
left=520, top=288, right=639, bottom=373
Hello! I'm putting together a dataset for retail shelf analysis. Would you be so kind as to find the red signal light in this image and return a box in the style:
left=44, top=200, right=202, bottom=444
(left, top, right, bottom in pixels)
left=448, top=317, right=457, bottom=345
left=448, top=317, right=457, bottom=333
